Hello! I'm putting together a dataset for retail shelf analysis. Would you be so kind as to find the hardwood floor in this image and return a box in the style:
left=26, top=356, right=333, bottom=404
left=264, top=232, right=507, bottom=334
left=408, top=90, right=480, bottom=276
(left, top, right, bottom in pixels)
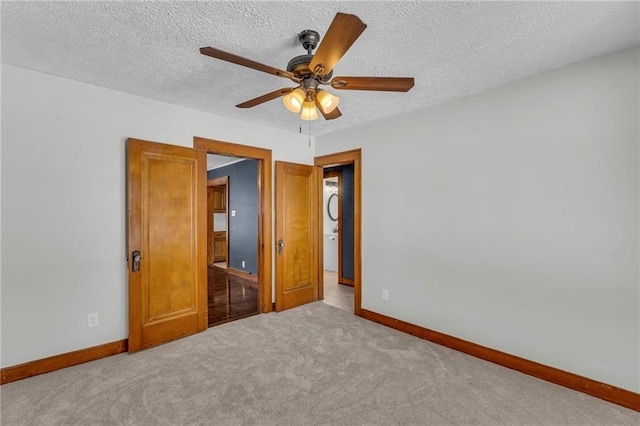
left=208, top=266, right=258, bottom=327
left=322, top=270, right=354, bottom=313
left=208, top=267, right=349, bottom=326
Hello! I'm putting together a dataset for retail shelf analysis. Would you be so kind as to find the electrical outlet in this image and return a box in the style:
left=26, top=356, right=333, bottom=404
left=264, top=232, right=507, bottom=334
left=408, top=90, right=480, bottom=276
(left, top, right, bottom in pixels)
left=87, top=312, right=99, bottom=328
left=382, top=289, right=389, bottom=301
left=231, top=210, right=236, bottom=217
left=242, top=260, right=246, bottom=268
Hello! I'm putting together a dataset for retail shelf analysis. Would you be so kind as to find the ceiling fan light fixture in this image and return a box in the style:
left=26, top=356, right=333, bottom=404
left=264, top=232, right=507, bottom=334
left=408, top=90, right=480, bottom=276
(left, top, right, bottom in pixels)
left=316, top=90, right=340, bottom=114
left=282, top=88, right=305, bottom=113
left=300, top=100, right=319, bottom=120
left=200, top=12, right=414, bottom=122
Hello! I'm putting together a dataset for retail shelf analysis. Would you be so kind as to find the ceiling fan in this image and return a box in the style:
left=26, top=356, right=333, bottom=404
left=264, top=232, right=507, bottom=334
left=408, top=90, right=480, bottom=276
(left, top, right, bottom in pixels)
left=200, top=12, right=414, bottom=121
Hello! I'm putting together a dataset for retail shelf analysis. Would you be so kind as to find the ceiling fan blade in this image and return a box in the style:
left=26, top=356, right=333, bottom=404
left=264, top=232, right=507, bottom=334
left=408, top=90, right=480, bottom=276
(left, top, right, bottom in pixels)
left=309, top=13, right=367, bottom=77
left=314, top=96, right=342, bottom=120
left=323, top=107, right=342, bottom=120
left=330, top=76, right=415, bottom=92
left=200, top=47, right=295, bottom=80
left=236, top=88, right=295, bottom=108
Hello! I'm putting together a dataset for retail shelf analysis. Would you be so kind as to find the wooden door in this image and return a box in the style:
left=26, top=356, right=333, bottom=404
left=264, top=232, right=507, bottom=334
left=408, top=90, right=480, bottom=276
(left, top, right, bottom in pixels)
left=213, top=186, right=226, bottom=212
left=213, top=231, right=227, bottom=262
left=127, top=138, right=207, bottom=352
left=207, top=186, right=215, bottom=267
left=275, top=161, right=319, bottom=311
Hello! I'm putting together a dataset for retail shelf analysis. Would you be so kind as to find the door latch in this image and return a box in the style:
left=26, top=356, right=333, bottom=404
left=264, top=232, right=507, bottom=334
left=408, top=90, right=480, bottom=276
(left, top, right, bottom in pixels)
left=278, top=239, right=285, bottom=255
left=132, top=250, right=141, bottom=272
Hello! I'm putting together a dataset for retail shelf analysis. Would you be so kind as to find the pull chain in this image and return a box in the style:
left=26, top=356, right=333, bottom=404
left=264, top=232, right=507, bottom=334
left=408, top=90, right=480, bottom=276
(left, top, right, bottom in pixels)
left=298, top=115, right=311, bottom=148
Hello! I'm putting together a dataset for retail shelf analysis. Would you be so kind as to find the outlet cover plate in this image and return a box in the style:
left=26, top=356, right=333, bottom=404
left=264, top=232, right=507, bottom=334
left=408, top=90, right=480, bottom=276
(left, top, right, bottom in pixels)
left=88, top=312, right=99, bottom=328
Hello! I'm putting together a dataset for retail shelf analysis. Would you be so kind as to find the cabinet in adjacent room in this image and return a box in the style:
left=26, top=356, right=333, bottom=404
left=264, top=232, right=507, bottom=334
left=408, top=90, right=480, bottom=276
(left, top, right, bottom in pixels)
left=213, top=186, right=226, bottom=212
left=207, top=183, right=228, bottom=266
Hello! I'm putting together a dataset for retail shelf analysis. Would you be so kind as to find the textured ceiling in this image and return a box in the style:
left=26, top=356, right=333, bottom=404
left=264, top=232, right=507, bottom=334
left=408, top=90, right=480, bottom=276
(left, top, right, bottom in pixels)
left=2, top=1, right=638, bottom=136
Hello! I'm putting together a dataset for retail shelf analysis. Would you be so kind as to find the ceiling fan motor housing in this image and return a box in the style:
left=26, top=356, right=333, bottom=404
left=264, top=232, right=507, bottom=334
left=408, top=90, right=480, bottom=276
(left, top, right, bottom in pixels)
left=286, top=30, right=333, bottom=81
left=287, top=54, right=333, bottom=80
left=286, top=54, right=314, bottom=75
left=298, top=30, right=320, bottom=52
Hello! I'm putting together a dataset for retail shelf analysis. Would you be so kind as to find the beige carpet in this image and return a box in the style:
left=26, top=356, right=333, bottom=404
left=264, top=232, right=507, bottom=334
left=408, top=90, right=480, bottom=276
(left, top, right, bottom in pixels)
left=1, top=302, right=638, bottom=425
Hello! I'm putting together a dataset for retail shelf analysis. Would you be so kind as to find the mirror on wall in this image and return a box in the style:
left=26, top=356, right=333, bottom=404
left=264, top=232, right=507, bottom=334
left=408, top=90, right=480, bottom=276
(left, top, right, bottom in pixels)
left=324, top=178, right=338, bottom=223
left=327, top=193, right=338, bottom=221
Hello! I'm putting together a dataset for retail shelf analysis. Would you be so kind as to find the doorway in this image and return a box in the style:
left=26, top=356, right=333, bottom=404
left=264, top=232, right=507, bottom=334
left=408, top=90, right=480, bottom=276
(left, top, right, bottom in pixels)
left=206, top=156, right=262, bottom=326
left=321, top=170, right=354, bottom=313
left=315, top=149, right=362, bottom=316
left=194, top=137, right=273, bottom=315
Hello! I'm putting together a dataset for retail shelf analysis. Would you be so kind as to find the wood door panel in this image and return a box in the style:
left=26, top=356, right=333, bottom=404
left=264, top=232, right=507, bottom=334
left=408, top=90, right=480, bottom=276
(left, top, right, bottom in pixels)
left=283, top=173, right=312, bottom=292
left=207, top=187, right=215, bottom=267
left=144, top=154, right=197, bottom=321
left=275, top=161, right=319, bottom=311
left=127, top=139, right=207, bottom=352
left=213, top=231, right=226, bottom=262
left=213, top=187, right=226, bottom=212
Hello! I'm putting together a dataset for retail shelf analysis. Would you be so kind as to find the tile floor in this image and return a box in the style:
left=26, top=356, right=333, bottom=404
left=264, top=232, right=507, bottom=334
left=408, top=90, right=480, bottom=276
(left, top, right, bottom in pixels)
left=322, top=270, right=354, bottom=313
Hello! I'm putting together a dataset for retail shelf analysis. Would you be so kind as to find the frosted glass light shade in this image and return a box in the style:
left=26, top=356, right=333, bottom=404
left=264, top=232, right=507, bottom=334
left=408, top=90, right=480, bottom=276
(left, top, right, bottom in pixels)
left=316, top=90, right=340, bottom=114
left=300, top=101, right=318, bottom=120
left=282, top=88, right=305, bottom=113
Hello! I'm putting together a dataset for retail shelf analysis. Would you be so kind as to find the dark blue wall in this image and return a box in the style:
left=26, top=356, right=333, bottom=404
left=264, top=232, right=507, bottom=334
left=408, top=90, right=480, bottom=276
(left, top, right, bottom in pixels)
left=340, top=165, right=355, bottom=280
left=327, top=165, right=354, bottom=281
left=207, top=160, right=258, bottom=275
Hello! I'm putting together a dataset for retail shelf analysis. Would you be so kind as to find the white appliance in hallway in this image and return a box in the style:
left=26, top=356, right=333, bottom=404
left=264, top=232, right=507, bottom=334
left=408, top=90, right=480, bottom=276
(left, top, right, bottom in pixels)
left=323, top=233, right=338, bottom=272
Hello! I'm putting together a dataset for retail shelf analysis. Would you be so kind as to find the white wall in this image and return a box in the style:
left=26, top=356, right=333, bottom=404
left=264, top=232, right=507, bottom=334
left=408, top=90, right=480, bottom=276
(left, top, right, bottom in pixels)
left=0, top=64, right=314, bottom=368
left=323, top=180, right=339, bottom=272
left=316, top=49, right=639, bottom=392
left=3, top=48, right=639, bottom=393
